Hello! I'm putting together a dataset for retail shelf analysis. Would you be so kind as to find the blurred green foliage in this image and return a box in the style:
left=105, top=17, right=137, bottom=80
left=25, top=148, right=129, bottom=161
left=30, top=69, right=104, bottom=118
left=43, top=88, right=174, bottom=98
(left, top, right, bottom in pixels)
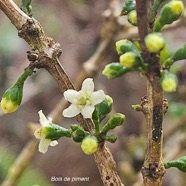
left=0, top=147, right=53, bottom=186
left=168, top=102, right=186, bottom=118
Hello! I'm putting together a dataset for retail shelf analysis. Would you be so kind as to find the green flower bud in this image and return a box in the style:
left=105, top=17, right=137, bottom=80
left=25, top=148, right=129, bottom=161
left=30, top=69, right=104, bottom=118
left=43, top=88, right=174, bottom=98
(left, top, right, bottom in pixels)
left=72, top=127, right=89, bottom=143
left=81, top=136, right=98, bottom=155
left=121, top=0, right=136, bottom=15
left=132, top=104, right=142, bottom=111
left=164, top=44, right=186, bottom=67
left=1, top=68, right=32, bottom=113
left=115, top=39, right=139, bottom=55
left=160, top=70, right=178, bottom=92
left=102, top=134, right=117, bottom=143
left=154, top=0, right=184, bottom=32
left=1, top=97, right=19, bottom=113
left=128, top=10, right=137, bottom=26
left=102, top=113, right=126, bottom=134
left=1, top=82, right=23, bottom=113
left=145, top=33, right=165, bottom=53
left=120, top=52, right=140, bottom=68
left=102, top=63, right=131, bottom=79
left=164, top=156, right=186, bottom=172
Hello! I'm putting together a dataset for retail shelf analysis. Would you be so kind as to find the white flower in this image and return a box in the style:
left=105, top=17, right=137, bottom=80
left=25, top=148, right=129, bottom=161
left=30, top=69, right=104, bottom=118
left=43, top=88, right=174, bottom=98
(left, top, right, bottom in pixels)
left=63, top=78, right=106, bottom=118
left=34, top=110, right=58, bottom=154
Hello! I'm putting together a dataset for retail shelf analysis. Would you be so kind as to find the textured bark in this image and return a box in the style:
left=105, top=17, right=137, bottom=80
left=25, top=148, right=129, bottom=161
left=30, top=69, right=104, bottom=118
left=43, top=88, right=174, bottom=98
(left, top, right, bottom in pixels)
left=135, top=0, right=166, bottom=185
left=0, top=1, right=124, bottom=185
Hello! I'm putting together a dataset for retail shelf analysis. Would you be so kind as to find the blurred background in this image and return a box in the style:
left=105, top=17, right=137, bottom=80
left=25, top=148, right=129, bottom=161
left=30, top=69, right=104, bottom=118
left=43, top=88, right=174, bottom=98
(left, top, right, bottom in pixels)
left=0, top=0, right=186, bottom=185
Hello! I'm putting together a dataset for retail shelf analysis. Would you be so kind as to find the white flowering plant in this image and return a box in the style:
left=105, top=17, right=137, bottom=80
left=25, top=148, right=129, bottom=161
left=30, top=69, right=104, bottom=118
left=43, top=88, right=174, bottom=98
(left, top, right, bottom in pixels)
left=1, top=0, right=186, bottom=185
left=33, top=78, right=126, bottom=154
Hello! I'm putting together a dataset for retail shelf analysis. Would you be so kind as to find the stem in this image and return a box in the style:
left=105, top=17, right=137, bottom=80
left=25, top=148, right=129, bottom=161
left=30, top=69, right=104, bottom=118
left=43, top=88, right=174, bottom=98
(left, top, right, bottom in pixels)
left=135, top=0, right=166, bottom=185
left=135, top=0, right=148, bottom=51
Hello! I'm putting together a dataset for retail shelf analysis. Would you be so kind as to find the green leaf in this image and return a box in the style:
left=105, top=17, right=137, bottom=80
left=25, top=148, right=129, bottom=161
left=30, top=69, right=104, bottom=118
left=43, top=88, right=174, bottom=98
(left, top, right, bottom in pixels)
left=164, top=44, right=186, bottom=67
left=121, top=0, right=136, bottom=16
left=168, top=102, right=186, bottom=117
left=21, top=0, right=32, bottom=15
left=164, top=156, right=186, bottom=172
left=92, top=95, right=113, bottom=127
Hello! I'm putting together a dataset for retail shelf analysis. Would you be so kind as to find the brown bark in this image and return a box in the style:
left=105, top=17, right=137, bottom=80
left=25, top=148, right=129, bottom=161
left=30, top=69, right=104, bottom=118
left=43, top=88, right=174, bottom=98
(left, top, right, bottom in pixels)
left=135, top=0, right=166, bottom=185
left=0, top=1, right=124, bottom=185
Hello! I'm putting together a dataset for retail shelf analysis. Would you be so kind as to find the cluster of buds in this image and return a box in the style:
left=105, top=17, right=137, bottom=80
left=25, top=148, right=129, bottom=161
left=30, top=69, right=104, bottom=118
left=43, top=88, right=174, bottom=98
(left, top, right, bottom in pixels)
left=33, top=79, right=126, bottom=155
left=102, top=39, right=146, bottom=79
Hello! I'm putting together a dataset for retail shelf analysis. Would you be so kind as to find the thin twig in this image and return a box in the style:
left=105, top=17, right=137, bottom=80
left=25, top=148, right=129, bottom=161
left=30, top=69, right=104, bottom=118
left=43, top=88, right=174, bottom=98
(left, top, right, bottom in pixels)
left=0, top=1, right=124, bottom=185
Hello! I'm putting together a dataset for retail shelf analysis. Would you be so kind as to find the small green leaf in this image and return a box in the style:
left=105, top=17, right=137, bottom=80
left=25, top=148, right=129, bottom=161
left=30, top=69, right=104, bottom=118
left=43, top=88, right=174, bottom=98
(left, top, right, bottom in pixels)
left=92, top=95, right=113, bottom=127
left=21, top=0, right=32, bottom=15
left=164, top=156, right=186, bottom=172
left=168, top=102, right=186, bottom=117
left=164, top=44, right=186, bottom=67
left=121, top=0, right=136, bottom=16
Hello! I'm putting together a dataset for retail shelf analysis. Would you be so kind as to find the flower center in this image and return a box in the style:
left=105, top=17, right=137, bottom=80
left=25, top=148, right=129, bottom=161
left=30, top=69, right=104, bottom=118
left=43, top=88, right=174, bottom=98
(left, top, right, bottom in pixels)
left=76, top=91, right=91, bottom=109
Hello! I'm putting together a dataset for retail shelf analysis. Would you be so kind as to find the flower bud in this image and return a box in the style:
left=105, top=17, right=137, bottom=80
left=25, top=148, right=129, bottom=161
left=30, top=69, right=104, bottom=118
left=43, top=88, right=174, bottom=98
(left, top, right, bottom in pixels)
left=81, top=136, right=98, bottom=155
left=120, top=52, right=139, bottom=68
left=145, top=33, right=165, bottom=53
left=154, top=0, right=184, bottom=31
left=102, top=63, right=130, bottom=79
left=101, top=113, right=126, bottom=134
left=102, top=134, right=117, bottom=143
left=1, top=82, right=23, bottom=113
left=128, top=10, right=137, bottom=26
left=1, top=68, right=32, bottom=113
left=115, top=39, right=139, bottom=55
left=160, top=70, right=178, bottom=92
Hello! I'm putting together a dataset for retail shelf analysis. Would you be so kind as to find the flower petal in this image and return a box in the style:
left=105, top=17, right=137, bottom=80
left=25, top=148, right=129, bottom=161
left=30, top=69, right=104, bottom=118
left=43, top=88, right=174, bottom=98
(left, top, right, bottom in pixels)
left=81, top=78, right=94, bottom=93
left=50, top=140, right=58, bottom=146
left=64, top=89, right=80, bottom=104
left=63, top=104, right=80, bottom=118
left=38, top=110, right=50, bottom=127
left=39, top=138, right=51, bottom=154
left=81, top=105, right=95, bottom=118
left=91, top=90, right=105, bottom=105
